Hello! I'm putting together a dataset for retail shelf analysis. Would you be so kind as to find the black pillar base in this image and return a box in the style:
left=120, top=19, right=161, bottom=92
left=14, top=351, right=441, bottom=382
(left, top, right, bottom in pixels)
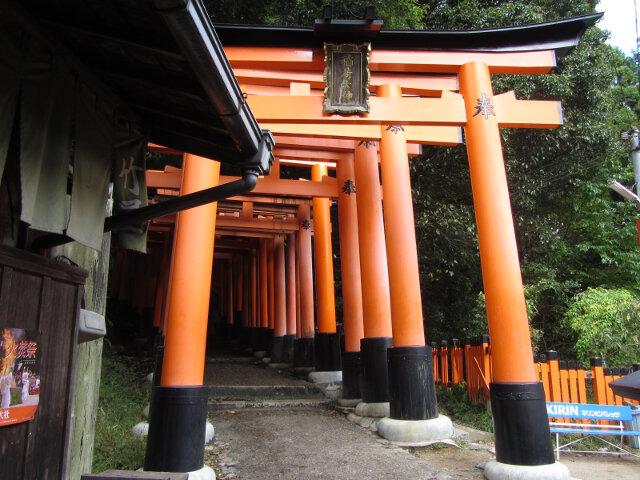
left=238, top=326, right=251, bottom=350
left=360, top=337, right=393, bottom=403
left=247, top=327, right=259, bottom=351
left=387, top=346, right=438, bottom=420
left=265, top=328, right=275, bottom=356
left=283, top=334, right=296, bottom=363
left=314, top=332, right=341, bottom=371
left=341, top=351, right=361, bottom=399
left=271, top=335, right=286, bottom=363
left=144, top=385, right=208, bottom=472
left=256, top=327, right=269, bottom=351
left=294, top=337, right=315, bottom=367
left=491, top=382, right=555, bottom=466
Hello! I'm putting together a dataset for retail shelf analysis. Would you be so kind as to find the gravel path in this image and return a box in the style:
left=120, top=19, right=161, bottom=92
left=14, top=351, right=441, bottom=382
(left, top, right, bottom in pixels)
left=210, top=408, right=440, bottom=480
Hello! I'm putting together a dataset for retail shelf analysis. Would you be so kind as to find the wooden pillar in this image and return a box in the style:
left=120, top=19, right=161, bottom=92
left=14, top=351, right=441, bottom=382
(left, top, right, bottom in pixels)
left=311, top=163, right=340, bottom=371
left=226, top=259, right=233, bottom=326
left=294, top=203, right=315, bottom=367
left=370, top=84, right=438, bottom=422
left=285, top=232, right=297, bottom=362
left=459, top=61, right=554, bottom=466
left=337, top=153, right=365, bottom=398
left=378, top=84, right=426, bottom=348
left=353, top=141, right=393, bottom=403
left=285, top=233, right=297, bottom=337
left=272, top=234, right=287, bottom=362
left=145, top=154, right=219, bottom=472
left=267, top=237, right=275, bottom=330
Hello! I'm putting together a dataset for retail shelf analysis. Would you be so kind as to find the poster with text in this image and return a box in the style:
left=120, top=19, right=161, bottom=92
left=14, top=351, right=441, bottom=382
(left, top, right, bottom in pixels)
left=0, top=328, right=40, bottom=426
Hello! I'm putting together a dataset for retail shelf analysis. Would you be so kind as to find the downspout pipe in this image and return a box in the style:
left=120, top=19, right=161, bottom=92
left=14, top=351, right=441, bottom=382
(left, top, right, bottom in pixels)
left=105, top=167, right=259, bottom=232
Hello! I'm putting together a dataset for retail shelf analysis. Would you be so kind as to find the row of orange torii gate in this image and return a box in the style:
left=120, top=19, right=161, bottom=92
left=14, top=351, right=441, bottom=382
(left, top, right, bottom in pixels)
left=133, top=38, right=588, bottom=479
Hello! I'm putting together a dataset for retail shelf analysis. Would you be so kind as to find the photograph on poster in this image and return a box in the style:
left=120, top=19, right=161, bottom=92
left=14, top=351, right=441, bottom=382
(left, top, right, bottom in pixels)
left=0, top=328, right=40, bottom=426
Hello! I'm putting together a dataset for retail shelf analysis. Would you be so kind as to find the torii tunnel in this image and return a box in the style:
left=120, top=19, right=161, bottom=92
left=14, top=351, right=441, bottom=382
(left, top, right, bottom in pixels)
left=113, top=13, right=600, bottom=480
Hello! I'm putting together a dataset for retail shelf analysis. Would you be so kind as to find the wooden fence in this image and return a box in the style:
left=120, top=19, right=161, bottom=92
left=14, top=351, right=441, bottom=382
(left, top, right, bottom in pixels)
left=431, top=336, right=640, bottom=407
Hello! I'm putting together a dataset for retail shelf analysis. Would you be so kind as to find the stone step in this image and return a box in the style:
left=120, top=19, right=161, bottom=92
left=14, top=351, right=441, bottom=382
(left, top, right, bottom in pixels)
left=208, top=398, right=331, bottom=411
left=208, top=384, right=324, bottom=400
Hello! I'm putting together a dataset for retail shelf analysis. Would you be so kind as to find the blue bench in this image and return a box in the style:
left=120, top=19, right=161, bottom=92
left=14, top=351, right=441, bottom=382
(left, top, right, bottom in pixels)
left=547, top=402, right=640, bottom=459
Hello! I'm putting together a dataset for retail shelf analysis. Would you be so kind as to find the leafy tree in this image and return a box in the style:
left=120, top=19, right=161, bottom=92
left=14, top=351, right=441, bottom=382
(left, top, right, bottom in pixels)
left=563, top=287, right=640, bottom=366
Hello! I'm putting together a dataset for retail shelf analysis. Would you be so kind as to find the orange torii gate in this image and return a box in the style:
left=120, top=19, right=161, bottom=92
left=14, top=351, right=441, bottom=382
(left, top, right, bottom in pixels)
left=141, top=11, right=601, bottom=479
left=206, top=13, right=599, bottom=479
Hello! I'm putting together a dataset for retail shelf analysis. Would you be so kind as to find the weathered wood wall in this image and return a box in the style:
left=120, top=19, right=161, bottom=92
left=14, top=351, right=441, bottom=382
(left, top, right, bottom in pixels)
left=58, top=227, right=111, bottom=480
left=0, top=245, right=87, bottom=479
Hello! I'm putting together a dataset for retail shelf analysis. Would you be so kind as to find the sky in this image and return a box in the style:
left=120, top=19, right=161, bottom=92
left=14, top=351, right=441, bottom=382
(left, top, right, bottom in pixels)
left=597, top=0, right=638, bottom=55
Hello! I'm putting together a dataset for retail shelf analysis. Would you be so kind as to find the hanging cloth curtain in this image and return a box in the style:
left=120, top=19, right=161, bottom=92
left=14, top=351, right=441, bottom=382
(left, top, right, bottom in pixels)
left=19, top=42, right=74, bottom=234
left=113, top=127, right=148, bottom=252
left=0, top=28, right=21, bottom=182
left=66, top=89, right=114, bottom=250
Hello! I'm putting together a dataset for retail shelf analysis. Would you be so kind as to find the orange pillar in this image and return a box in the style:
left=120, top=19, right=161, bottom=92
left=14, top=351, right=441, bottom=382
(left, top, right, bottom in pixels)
left=459, top=61, right=554, bottom=466
left=285, top=233, right=297, bottom=362
left=337, top=153, right=365, bottom=398
left=311, top=163, right=340, bottom=371
left=161, top=154, right=220, bottom=385
left=354, top=141, right=393, bottom=403
left=146, top=154, right=220, bottom=472
left=378, top=84, right=426, bottom=348
left=295, top=203, right=315, bottom=367
left=257, top=238, right=269, bottom=352
left=267, top=237, right=275, bottom=331
left=378, top=84, right=437, bottom=421
left=271, top=234, right=287, bottom=363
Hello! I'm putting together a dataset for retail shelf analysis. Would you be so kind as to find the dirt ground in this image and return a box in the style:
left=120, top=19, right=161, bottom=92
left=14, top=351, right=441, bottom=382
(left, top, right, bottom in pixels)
left=410, top=442, right=640, bottom=480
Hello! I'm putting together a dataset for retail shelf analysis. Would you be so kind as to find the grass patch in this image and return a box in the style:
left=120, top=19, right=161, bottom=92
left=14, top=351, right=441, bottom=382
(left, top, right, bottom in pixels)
left=436, top=384, right=493, bottom=433
left=93, top=353, right=153, bottom=472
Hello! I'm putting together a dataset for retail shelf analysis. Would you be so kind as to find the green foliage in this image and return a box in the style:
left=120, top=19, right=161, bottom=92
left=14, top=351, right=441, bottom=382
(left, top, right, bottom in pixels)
left=436, top=384, right=493, bottom=433
left=562, top=287, right=640, bottom=366
left=93, top=354, right=150, bottom=472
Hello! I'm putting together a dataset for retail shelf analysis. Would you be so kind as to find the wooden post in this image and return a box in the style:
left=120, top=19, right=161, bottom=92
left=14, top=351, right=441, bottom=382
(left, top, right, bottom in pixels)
left=459, top=61, right=554, bottom=466
left=145, top=154, right=219, bottom=472
left=378, top=83, right=437, bottom=421
left=271, top=234, right=287, bottom=362
left=353, top=141, right=393, bottom=403
left=294, top=203, right=315, bottom=367
left=337, top=153, right=364, bottom=398
left=284, top=233, right=297, bottom=362
left=311, top=163, right=340, bottom=371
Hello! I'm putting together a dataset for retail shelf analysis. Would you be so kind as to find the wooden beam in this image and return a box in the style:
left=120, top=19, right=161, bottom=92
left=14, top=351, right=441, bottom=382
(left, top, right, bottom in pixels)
left=249, top=95, right=466, bottom=125
left=225, top=47, right=556, bottom=74
left=253, top=93, right=562, bottom=129
left=146, top=171, right=338, bottom=198
left=264, top=124, right=462, bottom=145
left=234, top=68, right=458, bottom=96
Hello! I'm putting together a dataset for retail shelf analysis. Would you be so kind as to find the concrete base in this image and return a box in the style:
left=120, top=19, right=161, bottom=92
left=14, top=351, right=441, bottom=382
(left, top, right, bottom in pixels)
left=205, top=421, right=215, bottom=444
left=309, top=370, right=342, bottom=384
left=261, top=357, right=271, bottom=364
left=132, top=421, right=149, bottom=438
left=338, top=397, right=361, bottom=407
left=483, top=461, right=570, bottom=480
left=133, top=421, right=215, bottom=445
left=187, top=465, right=216, bottom=480
left=355, top=401, right=390, bottom=418
left=253, top=350, right=266, bottom=359
left=376, top=415, right=454, bottom=445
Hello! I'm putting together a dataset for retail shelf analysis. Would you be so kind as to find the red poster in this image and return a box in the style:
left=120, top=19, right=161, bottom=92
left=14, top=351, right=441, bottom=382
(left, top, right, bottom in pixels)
left=0, top=328, right=40, bottom=426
